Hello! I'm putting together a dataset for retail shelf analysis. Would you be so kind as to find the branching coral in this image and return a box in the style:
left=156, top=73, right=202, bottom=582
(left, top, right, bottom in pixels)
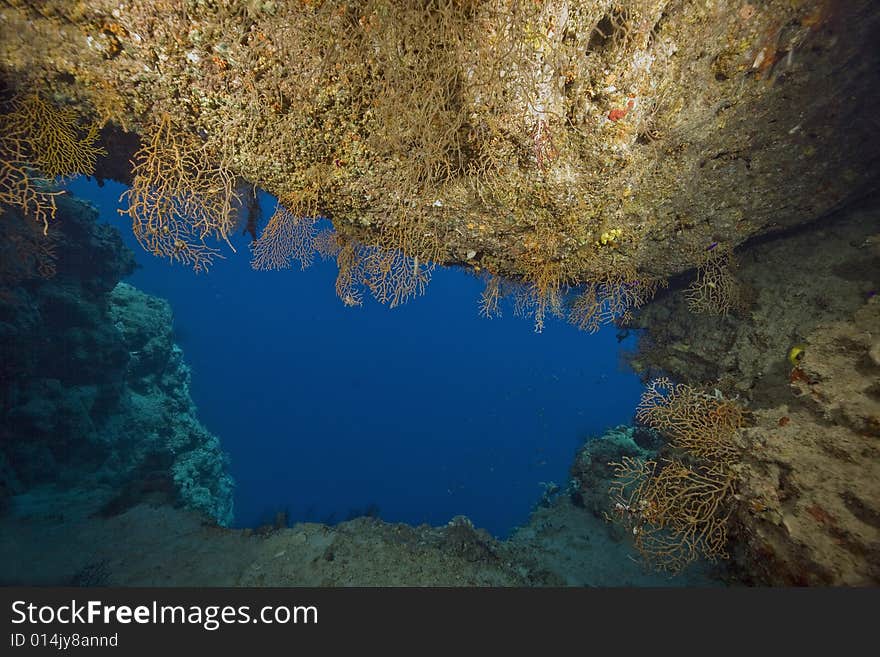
left=569, top=274, right=666, bottom=334
left=0, top=94, right=104, bottom=232
left=314, top=228, right=343, bottom=261
left=119, top=113, right=240, bottom=272
left=685, top=248, right=742, bottom=316
left=85, top=0, right=681, bottom=313
left=479, top=275, right=503, bottom=319
left=609, top=378, right=746, bottom=572
left=323, top=230, right=434, bottom=309
left=609, top=456, right=736, bottom=573
left=511, top=223, right=570, bottom=332
left=1, top=0, right=870, bottom=319
left=251, top=203, right=318, bottom=271
left=6, top=94, right=105, bottom=178
left=513, top=284, right=561, bottom=333
left=636, top=377, right=743, bottom=462
left=0, top=153, right=61, bottom=234
left=362, top=246, right=433, bottom=309
left=334, top=237, right=364, bottom=308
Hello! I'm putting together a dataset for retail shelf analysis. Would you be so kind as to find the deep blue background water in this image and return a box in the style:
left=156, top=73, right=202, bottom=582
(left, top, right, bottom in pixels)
left=66, top=177, right=643, bottom=537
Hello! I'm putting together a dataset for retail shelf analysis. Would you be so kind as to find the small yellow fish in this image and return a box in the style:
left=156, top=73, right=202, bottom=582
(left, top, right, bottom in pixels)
left=788, top=344, right=806, bottom=367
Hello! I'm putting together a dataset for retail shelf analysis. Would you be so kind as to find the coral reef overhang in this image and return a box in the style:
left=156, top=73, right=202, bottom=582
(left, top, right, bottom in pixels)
left=1, top=0, right=878, bottom=283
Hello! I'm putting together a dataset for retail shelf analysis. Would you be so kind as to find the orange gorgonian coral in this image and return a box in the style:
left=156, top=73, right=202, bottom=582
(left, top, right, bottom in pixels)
left=608, top=377, right=746, bottom=573
left=7, top=94, right=105, bottom=178
left=334, top=237, right=364, bottom=307
left=362, top=246, right=433, bottom=309
left=251, top=204, right=318, bottom=271
left=608, top=455, right=736, bottom=573
left=569, top=275, right=666, bottom=334
left=636, top=377, right=744, bottom=462
left=1, top=94, right=104, bottom=233
left=479, top=275, right=503, bottom=319
left=685, top=247, right=742, bottom=316
left=119, top=113, right=239, bottom=272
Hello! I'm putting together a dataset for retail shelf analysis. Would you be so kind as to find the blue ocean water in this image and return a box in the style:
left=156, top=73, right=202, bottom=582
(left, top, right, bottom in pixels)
left=65, top=177, right=643, bottom=538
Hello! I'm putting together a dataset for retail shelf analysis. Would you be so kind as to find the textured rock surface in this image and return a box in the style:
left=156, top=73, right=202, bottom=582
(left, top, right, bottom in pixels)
left=0, top=1, right=877, bottom=288
left=0, top=489, right=525, bottom=586
left=108, top=282, right=235, bottom=526
left=628, top=199, right=880, bottom=585
left=630, top=202, right=880, bottom=401
left=0, top=196, right=233, bottom=525
left=568, top=423, right=661, bottom=517
left=0, top=480, right=722, bottom=586
left=730, top=299, right=880, bottom=585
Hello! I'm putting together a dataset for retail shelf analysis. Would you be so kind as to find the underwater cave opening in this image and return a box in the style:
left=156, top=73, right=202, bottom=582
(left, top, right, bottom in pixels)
left=64, top=176, right=644, bottom=538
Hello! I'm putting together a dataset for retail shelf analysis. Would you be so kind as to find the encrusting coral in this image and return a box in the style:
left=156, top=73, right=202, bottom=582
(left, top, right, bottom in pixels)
left=0, top=0, right=876, bottom=327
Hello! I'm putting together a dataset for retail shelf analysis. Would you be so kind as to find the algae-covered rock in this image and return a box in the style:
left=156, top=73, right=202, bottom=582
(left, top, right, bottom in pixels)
left=569, top=424, right=662, bottom=517
left=627, top=200, right=880, bottom=585
left=0, top=197, right=234, bottom=526
left=108, top=283, right=175, bottom=384
left=729, top=298, right=880, bottom=586
left=1, top=1, right=877, bottom=297
left=108, top=283, right=235, bottom=526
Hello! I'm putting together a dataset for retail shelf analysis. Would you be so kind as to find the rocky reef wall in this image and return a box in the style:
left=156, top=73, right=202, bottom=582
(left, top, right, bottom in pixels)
left=0, top=194, right=234, bottom=525
left=625, top=198, right=880, bottom=585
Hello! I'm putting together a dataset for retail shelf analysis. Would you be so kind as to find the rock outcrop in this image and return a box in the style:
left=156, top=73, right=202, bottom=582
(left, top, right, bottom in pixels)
left=0, top=196, right=233, bottom=526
